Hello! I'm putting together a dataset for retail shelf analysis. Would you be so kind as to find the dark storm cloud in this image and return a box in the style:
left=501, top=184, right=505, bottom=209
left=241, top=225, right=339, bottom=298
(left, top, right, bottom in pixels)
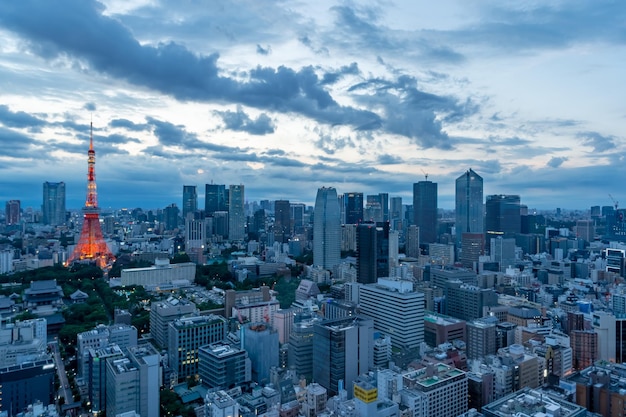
left=547, top=157, right=568, bottom=168
left=109, top=118, right=149, bottom=132
left=0, top=0, right=476, bottom=145
left=0, top=127, right=37, bottom=157
left=349, top=75, right=476, bottom=149
left=330, top=5, right=464, bottom=63
left=577, top=131, right=617, bottom=153
left=256, top=44, right=271, bottom=55
left=457, top=2, right=626, bottom=52
left=314, top=134, right=355, bottom=155
left=321, top=63, right=360, bottom=85
left=214, top=107, right=275, bottom=135
left=0, top=0, right=383, bottom=136
left=377, top=154, right=402, bottom=165
left=0, top=105, right=46, bottom=129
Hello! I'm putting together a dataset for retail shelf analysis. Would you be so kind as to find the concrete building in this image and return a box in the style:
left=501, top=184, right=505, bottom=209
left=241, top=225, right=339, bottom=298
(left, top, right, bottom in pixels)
left=228, top=184, right=245, bottom=241
left=467, top=317, right=497, bottom=359
left=312, top=316, right=373, bottom=397
left=401, top=363, right=468, bottom=417
left=198, top=342, right=251, bottom=390
left=149, top=297, right=197, bottom=349
left=205, top=390, right=239, bottom=417
left=445, top=281, right=498, bottom=322
left=482, top=387, right=586, bottom=417
left=87, top=344, right=125, bottom=415
left=243, top=323, right=279, bottom=385
left=120, top=259, right=196, bottom=288
left=105, top=344, right=160, bottom=417
left=168, top=315, right=227, bottom=381
left=423, top=312, right=466, bottom=347
left=0, top=355, right=55, bottom=416
left=568, top=361, right=626, bottom=417
left=358, top=278, right=425, bottom=350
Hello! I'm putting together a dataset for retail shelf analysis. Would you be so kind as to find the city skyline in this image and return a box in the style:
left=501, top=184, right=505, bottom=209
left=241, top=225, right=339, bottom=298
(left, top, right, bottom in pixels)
left=0, top=1, right=624, bottom=210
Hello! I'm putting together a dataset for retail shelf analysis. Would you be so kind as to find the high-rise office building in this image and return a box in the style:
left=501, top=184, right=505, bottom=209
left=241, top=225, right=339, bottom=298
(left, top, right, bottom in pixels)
left=228, top=184, right=245, bottom=241
left=312, top=316, right=373, bottom=397
left=42, top=181, right=66, bottom=226
left=345, top=192, right=364, bottom=225
left=274, top=199, right=291, bottom=243
left=389, top=196, right=402, bottom=230
left=313, top=187, right=341, bottom=271
left=485, top=194, right=521, bottom=250
left=413, top=181, right=437, bottom=244
left=164, top=203, right=179, bottom=230
left=243, top=323, right=279, bottom=385
left=460, top=233, right=484, bottom=269
left=358, top=278, right=425, bottom=350
left=5, top=200, right=20, bottom=225
left=205, top=183, right=227, bottom=215
left=105, top=344, right=160, bottom=417
left=445, top=281, right=498, bottom=322
left=149, top=298, right=198, bottom=349
left=356, top=222, right=390, bottom=284
left=379, top=193, right=389, bottom=222
left=291, top=203, right=306, bottom=234
left=168, top=315, right=227, bottom=381
left=365, top=194, right=383, bottom=222
left=199, top=342, right=251, bottom=390
left=182, top=185, right=198, bottom=220
left=467, top=317, right=497, bottom=359
left=455, top=169, right=483, bottom=246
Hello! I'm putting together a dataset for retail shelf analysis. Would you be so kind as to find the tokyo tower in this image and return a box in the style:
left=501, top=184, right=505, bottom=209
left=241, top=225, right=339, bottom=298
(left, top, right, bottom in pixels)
left=67, top=123, right=114, bottom=268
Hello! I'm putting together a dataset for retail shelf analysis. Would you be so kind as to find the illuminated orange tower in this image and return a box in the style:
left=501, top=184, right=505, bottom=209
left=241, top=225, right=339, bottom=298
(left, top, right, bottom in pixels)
left=68, top=123, right=114, bottom=268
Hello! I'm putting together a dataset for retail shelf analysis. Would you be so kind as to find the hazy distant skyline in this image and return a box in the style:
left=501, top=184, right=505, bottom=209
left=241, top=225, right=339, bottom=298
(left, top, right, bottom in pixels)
left=0, top=1, right=624, bottom=210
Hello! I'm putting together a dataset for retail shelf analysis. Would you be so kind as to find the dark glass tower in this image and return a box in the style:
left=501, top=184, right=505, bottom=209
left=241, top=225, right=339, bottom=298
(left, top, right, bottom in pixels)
left=205, top=184, right=227, bottom=215
left=345, top=192, right=364, bottom=225
left=274, top=200, right=291, bottom=243
left=313, top=187, right=341, bottom=270
left=42, top=181, right=66, bottom=226
left=413, top=181, right=438, bottom=244
left=356, top=221, right=390, bottom=284
left=485, top=194, right=521, bottom=249
left=455, top=169, right=483, bottom=245
left=182, top=185, right=198, bottom=220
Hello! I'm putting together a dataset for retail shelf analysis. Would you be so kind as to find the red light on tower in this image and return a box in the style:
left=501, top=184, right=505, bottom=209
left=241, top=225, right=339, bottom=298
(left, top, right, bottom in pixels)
left=67, top=123, right=114, bottom=268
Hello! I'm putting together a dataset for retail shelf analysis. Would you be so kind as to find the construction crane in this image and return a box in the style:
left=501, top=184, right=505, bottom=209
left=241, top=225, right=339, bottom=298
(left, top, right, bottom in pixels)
left=609, top=194, right=619, bottom=210
left=420, top=169, right=429, bottom=181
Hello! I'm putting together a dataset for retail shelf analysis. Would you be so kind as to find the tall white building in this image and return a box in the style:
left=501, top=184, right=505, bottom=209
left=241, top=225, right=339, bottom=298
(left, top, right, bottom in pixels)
left=358, top=278, right=425, bottom=350
left=313, top=187, right=341, bottom=271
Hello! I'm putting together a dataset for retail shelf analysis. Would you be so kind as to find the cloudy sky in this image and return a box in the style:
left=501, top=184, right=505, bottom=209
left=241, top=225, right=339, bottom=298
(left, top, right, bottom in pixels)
left=0, top=0, right=624, bottom=211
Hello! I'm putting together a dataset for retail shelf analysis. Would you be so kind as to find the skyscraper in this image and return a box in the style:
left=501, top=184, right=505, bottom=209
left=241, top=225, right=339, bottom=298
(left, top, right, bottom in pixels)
left=228, top=184, right=245, bottom=240
left=413, top=180, right=437, bottom=244
left=455, top=169, right=483, bottom=246
left=42, top=181, right=66, bottom=226
left=345, top=192, right=364, bottom=225
left=389, top=196, right=402, bottom=230
left=274, top=199, right=291, bottom=243
left=182, top=185, right=198, bottom=220
left=5, top=200, right=20, bottom=225
left=356, top=222, right=390, bottom=283
left=205, top=183, right=227, bottom=215
left=485, top=194, right=521, bottom=250
left=312, top=316, right=373, bottom=397
left=358, top=278, right=425, bottom=350
left=313, top=187, right=341, bottom=271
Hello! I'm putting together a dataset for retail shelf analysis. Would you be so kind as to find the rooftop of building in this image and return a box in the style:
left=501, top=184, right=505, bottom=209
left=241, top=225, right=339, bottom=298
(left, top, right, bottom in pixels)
left=203, top=342, right=243, bottom=358
left=424, top=311, right=465, bottom=325
left=481, top=387, right=586, bottom=417
left=403, top=363, right=465, bottom=388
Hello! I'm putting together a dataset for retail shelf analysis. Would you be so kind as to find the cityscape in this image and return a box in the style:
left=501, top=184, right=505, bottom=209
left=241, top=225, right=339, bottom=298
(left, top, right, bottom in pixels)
left=0, top=1, right=625, bottom=417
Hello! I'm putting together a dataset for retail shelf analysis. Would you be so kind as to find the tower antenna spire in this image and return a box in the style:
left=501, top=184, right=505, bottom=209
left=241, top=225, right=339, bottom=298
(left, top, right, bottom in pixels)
left=67, top=121, right=114, bottom=268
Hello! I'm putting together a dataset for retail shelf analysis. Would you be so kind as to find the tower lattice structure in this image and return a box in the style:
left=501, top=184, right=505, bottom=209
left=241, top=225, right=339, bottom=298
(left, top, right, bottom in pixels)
left=68, top=123, right=114, bottom=268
